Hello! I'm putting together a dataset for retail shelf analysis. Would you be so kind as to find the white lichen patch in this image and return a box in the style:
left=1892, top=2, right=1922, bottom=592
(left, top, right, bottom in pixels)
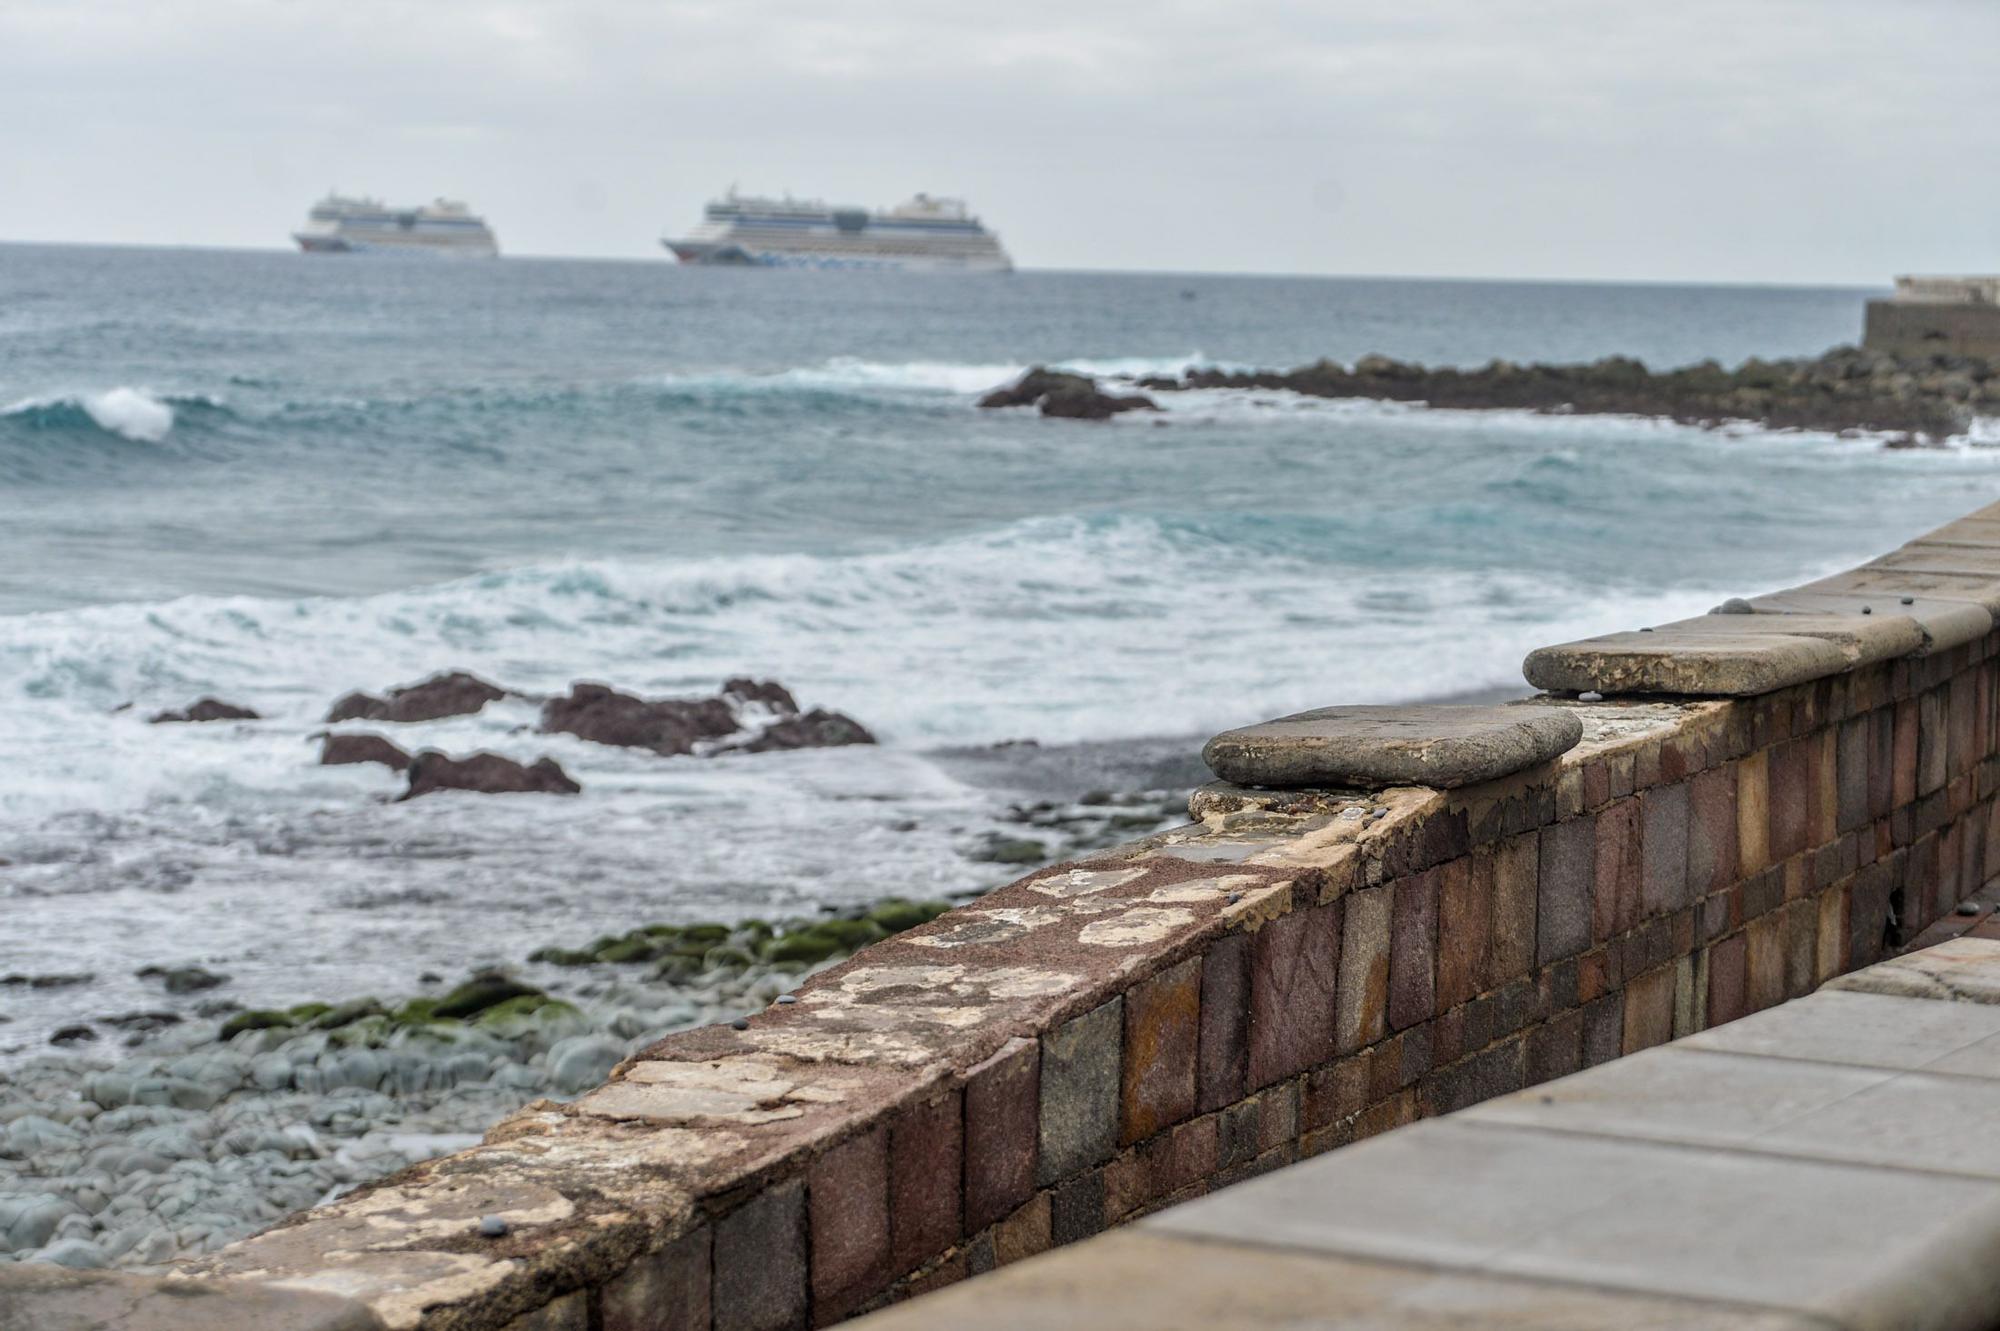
left=575, top=1056, right=854, bottom=1126
left=1028, top=866, right=1148, bottom=898
left=1077, top=907, right=1195, bottom=947
left=1146, top=873, right=1261, bottom=903
left=237, top=1247, right=515, bottom=1331
left=330, top=1180, right=575, bottom=1243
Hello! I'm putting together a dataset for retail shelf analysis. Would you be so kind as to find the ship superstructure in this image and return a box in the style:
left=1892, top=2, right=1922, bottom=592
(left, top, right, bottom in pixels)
left=663, top=191, right=1011, bottom=272
left=293, top=195, right=499, bottom=257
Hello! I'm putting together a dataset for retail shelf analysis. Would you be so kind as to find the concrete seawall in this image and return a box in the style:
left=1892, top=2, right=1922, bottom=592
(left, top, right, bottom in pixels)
left=15, top=498, right=2000, bottom=1331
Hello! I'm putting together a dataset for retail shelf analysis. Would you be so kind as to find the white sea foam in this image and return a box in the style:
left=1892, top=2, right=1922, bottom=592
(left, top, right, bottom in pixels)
left=81, top=387, right=176, bottom=443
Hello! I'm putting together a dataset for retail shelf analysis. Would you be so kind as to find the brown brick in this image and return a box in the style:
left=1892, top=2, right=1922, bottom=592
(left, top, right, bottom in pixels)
left=1738, top=750, right=1771, bottom=876
left=1745, top=913, right=1785, bottom=1013
left=715, top=1180, right=806, bottom=1331
left=1608, top=750, right=1636, bottom=798
left=1920, top=688, right=1948, bottom=796
left=1622, top=965, right=1675, bottom=1055
left=1836, top=717, right=1870, bottom=834
left=1420, top=1037, right=1526, bottom=1116
left=504, top=1295, right=587, bottom=1331
left=1780, top=901, right=1818, bottom=1002
left=1815, top=883, right=1849, bottom=984
left=963, top=1038, right=1036, bottom=1233
left=1048, top=1170, right=1105, bottom=1247
left=1387, top=871, right=1436, bottom=1032
left=1687, top=764, right=1738, bottom=897
left=889, top=1090, right=961, bottom=1276
left=1039, top=999, right=1122, bottom=1185
left=1593, top=799, right=1643, bottom=941
left=1577, top=946, right=1614, bottom=1004
left=1582, top=757, right=1611, bottom=810
left=991, top=1194, right=1050, bottom=1268
left=1537, top=814, right=1595, bottom=965
left=1435, top=858, right=1489, bottom=1012
left=1708, top=933, right=1748, bottom=1028
left=1303, top=1056, right=1368, bottom=1132
left=810, top=1125, right=890, bottom=1322
left=1672, top=951, right=1707, bottom=1039
left=1640, top=783, right=1690, bottom=918
left=1248, top=902, right=1340, bottom=1086
left=1581, top=993, right=1625, bottom=1068
left=1120, top=957, right=1200, bottom=1144
left=1868, top=706, right=1897, bottom=820
left=1490, top=832, right=1538, bottom=982
left=1525, top=1009, right=1583, bottom=1085
left=1951, top=672, right=1979, bottom=778
left=604, top=1227, right=710, bottom=1331
left=1195, top=932, right=1250, bottom=1113
left=1334, top=883, right=1391, bottom=1055
left=1893, top=698, right=1919, bottom=808
left=1352, top=1088, right=1419, bottom=1141
left=1768, top=738, right=1810, bottom=863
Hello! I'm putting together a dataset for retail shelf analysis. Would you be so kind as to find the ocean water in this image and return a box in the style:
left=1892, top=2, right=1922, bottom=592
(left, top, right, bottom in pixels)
left=2, top=244, right=1997, bottom=1056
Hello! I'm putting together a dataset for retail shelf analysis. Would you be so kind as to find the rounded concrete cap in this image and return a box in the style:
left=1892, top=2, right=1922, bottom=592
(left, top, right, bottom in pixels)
left=1201, top=704, right=1583, bottom=790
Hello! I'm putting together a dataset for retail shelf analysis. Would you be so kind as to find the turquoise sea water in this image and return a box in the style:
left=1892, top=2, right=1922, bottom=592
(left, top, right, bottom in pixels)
left=2, top=244, right=1996, bottom=1051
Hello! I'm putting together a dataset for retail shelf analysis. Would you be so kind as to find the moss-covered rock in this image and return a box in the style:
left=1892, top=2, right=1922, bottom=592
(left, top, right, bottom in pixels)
left=285, top=1002, right=334, bottom=1024
left=311, top=999, right=386, bottom=1030
left=765, top=929, right=845, bottom=965
left=431, top=975, right=543, bottom=1020
left=593, top=935, right=658, bottom=964
left=527, top=946, right=599, bottom=967
left=220, top=1010, right=294, bottom=1040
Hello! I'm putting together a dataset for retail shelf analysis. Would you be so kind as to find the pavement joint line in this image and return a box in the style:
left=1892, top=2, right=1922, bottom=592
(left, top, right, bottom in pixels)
left=1142, top=1224, right=1854, bottom=1329
left=1453, top=1113, right=2000, bottom=1188
left=1673, top=1038, right=2000, bottom=1086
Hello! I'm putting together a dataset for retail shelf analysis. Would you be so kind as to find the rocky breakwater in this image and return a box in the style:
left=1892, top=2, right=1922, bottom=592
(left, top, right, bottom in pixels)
left=976, top=368, right=1160, bottom=421
left=983, top=346, right=2000, bottom=441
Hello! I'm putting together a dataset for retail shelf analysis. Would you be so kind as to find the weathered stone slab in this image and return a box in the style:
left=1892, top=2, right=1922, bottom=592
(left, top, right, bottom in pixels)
left=1795, top=567, right=2000, bottom=617
left=1464, top=1045, right=1892, bottom=1149
left=1681, top=988, right=2000, bottom=1073
left=1201, top=704, right=1582, bottom=790
left=1526, top=629, right=1845, bottom=697
left=845, top=1231, right=1824, bottom=1330
left=1824, top=936, right=2000, bottom=1003
left=0, top=1265, right=383, bottom=1331
left=1747, top=591, right=1993, bottom=654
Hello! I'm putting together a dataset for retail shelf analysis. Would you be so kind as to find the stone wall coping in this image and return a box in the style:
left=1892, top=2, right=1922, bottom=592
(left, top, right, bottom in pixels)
left=1525, top=499, right=2000, bottom=697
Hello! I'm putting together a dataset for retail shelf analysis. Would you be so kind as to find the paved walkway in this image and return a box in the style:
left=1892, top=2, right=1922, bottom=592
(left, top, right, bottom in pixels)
left=855, top=937, right=2000, bottom=1331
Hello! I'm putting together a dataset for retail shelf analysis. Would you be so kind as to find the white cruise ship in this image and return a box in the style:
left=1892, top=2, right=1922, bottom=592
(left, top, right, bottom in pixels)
left=663, top=191, right=1011, bottom=272
left=292, top=194, right=499, bottom=257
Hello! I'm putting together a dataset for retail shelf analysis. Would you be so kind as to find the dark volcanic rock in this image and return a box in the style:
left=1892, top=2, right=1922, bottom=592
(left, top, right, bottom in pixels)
left=49, top=1025, right=97, bottom=1045
left=149, top=698, right=259, bottom=724
left=539, top=682, right=738, bottom=755
left=135, top=965, right=229, bottom=994
left=724, top=708, right=877, bottom=753
left=1136, top=345, right=1995, bottom=439
left=541, top=678, right=876, bottom=757
left=327, top=671, right=508, bottom=724
left=2, top=972, right=94, bottom=989
left=318, top=732, right=414, bottom=771
left=977, top=366, right=1159, bottom=421
left=400, top=751, right=581, bottom=800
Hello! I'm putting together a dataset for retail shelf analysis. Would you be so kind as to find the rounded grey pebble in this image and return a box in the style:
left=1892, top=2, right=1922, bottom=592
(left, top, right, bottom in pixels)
left=1716, top=598, right=1755, bottom=615
left=1225, top=893, right=1243, bottom=905
left=1861, top=605, right=1872, bottom=614
left=731, top=1018, right=749, bottom=1031
left=1902, top=597, right=1915, bottom=605
left=479, top=1215, right=509, bottom=1238
left=1957, top=902, right=1982, bottom=917
left=775, top=994, right=797, bottom=1006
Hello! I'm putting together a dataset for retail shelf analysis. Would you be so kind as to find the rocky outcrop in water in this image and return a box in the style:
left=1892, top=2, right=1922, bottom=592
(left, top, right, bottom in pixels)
left=992, top=347, right=2000, bottom=440
left=978, top=367, right=1160, bottom=420
left=317, top=733, right=414, bottom=771
left=148, top=699, right=259, bottom=724
left=539, top=678, right=875, bottom=756
left=398, top=751, right=581, bottom=800
left=326, top=671, right=509, bottom=724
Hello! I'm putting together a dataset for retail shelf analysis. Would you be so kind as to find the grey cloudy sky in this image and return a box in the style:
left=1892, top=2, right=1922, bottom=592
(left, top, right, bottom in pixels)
left=3, top=0, right=1995, bottom=282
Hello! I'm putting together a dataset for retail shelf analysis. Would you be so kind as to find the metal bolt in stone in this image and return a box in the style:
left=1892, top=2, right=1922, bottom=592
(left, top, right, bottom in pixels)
left=479, top=1216, right=509, bottom=1238
left=1958, top=902, right=1982, bottom=916
left=775, top=994, right=797, bottom=1005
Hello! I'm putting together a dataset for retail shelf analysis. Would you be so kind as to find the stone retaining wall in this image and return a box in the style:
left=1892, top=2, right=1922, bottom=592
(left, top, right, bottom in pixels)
left=22, top=500, right=2000, bottom=1331
left=1864, top=298, right=2000, bottom=359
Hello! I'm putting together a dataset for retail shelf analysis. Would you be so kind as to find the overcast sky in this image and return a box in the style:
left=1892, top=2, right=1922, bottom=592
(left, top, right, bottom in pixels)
left=2, top=0, right=1995, bottom=282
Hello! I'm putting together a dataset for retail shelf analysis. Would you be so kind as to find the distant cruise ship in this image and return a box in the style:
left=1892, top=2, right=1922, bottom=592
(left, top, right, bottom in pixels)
left=662, top=191, right=1011, bottom=272
left=292, top=194, right=499, bottom=257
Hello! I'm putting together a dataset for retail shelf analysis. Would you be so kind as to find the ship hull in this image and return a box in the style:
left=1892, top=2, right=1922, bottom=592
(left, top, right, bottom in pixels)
left=295, top=233, right=498, bottom=258
left=661, top=238, right=1010, bottom=273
